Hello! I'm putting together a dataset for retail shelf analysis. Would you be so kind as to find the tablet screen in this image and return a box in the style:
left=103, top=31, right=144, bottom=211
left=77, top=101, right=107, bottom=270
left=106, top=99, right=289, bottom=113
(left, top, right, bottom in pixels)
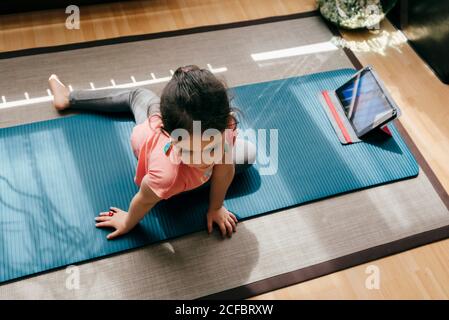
left=336, top=69, right=393, bottom=135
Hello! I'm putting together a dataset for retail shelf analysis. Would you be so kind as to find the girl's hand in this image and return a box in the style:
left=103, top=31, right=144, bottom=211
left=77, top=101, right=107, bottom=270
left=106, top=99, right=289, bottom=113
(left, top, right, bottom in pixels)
left=207, top=206, right=238, bottom=237
left=95, top=207, right=132, bottom=240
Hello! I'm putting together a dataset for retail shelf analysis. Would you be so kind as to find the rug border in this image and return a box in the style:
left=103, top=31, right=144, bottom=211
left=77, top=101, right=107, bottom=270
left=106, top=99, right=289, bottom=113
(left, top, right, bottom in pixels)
left=2, top=10, right=449, bottom=299
left=0, top=10, right=318, bottom=58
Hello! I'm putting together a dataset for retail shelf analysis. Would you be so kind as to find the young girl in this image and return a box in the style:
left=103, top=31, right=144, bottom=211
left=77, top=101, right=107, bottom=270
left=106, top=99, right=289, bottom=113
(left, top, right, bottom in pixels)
left=48, top=65, right=255, bottom=240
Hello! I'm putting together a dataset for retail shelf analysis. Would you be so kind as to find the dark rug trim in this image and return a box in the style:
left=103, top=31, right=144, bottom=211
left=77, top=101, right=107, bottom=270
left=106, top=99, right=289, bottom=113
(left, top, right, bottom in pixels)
left=0, top=10, right=319, bottom=59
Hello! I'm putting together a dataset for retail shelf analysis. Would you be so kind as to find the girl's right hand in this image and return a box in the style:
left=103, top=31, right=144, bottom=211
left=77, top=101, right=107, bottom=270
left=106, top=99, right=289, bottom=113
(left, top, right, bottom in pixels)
left=95, top=207, right=132, bottom=240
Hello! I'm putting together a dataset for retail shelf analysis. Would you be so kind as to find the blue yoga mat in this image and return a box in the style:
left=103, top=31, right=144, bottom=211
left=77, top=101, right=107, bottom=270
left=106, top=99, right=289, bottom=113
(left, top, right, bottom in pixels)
left=0, top=69, right=418, bottom=283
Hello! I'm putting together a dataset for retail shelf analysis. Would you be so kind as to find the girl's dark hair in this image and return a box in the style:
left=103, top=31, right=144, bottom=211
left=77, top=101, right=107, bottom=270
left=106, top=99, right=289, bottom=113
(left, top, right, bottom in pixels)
left=160, top=65, right=237, bottom=135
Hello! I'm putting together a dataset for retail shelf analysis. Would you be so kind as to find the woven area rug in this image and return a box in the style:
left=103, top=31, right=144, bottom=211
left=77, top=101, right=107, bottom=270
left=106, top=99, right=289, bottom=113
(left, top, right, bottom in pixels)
left=0, top=11, right=448, bottom=299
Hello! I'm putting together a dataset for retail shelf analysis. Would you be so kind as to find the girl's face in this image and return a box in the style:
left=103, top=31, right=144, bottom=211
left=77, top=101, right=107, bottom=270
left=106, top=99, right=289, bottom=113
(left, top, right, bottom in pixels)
left=172, top=132, right=225, bottom=169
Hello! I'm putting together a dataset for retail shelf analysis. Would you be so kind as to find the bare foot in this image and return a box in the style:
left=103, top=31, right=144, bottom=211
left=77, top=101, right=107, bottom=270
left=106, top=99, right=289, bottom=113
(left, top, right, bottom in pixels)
left=48, top=74, right=70, bottom=110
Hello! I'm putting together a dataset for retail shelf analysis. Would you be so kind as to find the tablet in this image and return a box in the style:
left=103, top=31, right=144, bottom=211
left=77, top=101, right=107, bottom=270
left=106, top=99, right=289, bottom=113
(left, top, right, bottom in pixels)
left=335, top=66, right=400, bottom=137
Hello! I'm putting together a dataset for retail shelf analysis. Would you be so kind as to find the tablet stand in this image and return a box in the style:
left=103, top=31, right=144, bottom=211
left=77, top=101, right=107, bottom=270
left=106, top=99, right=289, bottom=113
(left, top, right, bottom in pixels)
left=318, top=90, right=392, bottom=145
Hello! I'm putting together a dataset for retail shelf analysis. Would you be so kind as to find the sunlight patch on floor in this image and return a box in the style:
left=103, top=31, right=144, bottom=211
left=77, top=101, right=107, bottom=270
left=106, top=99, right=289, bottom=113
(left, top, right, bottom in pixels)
left=331, top=30, right=408, bottom=56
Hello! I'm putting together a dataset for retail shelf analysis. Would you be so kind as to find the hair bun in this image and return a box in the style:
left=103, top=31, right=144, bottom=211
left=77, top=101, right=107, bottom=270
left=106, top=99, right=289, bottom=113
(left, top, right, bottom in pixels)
left=181, top=66, right=192, bottom=73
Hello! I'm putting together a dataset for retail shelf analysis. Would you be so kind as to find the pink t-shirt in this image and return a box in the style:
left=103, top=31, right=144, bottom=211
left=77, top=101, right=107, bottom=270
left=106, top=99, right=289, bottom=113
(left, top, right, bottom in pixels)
left=130, top=114, right=237, bottom=199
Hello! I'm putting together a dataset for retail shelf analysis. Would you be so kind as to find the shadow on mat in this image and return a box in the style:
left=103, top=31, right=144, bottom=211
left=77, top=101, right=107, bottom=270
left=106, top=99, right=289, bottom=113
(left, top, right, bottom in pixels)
left=169, top=165, right=262, bottom=200
left=360, top=126, right=403, bottom=154
left=0, top=175, right=90, bottom=282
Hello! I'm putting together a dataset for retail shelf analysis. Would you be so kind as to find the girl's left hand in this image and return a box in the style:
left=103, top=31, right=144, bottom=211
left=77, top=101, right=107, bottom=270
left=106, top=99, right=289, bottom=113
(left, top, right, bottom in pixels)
left=207, top=206, right=238, bottom=237
left=95, top=207, right=131, bottom=240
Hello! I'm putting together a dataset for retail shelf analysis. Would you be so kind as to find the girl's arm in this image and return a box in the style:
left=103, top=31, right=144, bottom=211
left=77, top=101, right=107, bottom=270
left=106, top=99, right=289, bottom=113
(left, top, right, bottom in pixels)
left=95, top=174, right=161, bottom=240
left=207, top=163, right=238, bottom=237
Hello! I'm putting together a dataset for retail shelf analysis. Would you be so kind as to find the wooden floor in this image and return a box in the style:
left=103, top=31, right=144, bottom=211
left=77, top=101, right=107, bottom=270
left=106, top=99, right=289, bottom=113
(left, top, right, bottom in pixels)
left=1, top=0, right=449, bottom=299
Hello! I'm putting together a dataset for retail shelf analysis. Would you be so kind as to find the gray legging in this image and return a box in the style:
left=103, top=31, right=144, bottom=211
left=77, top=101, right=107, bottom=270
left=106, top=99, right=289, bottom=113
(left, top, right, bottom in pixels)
left=69, top=87, right=256, bottom=175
